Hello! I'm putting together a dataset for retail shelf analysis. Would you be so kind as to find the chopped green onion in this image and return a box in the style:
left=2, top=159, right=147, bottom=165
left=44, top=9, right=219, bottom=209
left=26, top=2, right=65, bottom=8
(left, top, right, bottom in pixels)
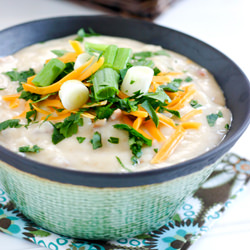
left=32, top=59, right=65, bottom=87
left=51, top=50, right=68, bottom=57
left=113, top=48, right=132, bottom=70
left=102, top=45, right=118, bottom=68
left=84, top=42, right=108, bottom=52
left=108, top=137, right=119, bottom=144
left=92, top=68, right=119, bottom=100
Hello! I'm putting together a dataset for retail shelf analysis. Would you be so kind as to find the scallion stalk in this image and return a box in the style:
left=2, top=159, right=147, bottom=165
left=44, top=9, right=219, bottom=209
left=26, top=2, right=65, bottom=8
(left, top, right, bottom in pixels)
left=84, top=42, right=108, bottom=52
left=102, top=45, right=118, bottom=68
left=32, top=58, right=65, bottom=87
left=113, top=48, right=132, bottom=70
left=92, top=68, right=120, bottom=100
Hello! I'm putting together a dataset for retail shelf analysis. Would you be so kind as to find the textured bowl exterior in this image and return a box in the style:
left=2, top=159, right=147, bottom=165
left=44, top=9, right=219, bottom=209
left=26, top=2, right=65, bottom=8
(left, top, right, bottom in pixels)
left=0, top=160, right=216, bottom=239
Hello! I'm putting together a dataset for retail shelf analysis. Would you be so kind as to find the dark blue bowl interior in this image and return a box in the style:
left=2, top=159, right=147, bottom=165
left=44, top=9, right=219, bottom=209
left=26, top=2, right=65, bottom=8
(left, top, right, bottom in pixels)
left=0, top=16, right=250, bottom=187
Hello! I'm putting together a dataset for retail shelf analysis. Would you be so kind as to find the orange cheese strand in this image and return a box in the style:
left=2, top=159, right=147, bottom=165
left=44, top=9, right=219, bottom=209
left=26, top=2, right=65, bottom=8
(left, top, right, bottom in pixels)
left=58, top=52, right=78, bottom=63
left=13, top=100, right=32, bottom=119
left=69, top=40, right=84, bottom=54
left=168, top=85, right=196, bottom=110
left=32, top=103, right=51, bottom=115
left=9, top=98, right=20, bottom=109
left=152, top=75, right=171, bottom=83
left=133, top=117, right=143, bottom=130
left=137, top=128, right=153, bottom=140
left=23, top=56, right=95, bottom=95
left=41, top=99, right=64, bottom=109
left=77, top=57, right=104, bottom=81
left=157, top=112, right=176, bottom=128
left=181, top=109, right=203, bottom=121
left=41, top=112, right=71, bottom=121
left=144, top=120, right=166, bottom=142
left=122, top=115, right=133, bottom=127
left=151, top=126, right=185, bottom=164
left=117, top=91, right=128, bottom=99
left=123, top=110, right=148, bottom=118
left=181, top=122, right=201, bottom=129
left=2, top=93, right=21, bottom=101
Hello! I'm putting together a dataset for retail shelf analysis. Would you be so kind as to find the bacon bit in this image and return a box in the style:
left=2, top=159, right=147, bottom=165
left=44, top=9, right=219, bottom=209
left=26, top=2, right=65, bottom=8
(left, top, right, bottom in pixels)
left=110, top=109, right=122, bottom=121
left=93, top=119, right=107, bottom=128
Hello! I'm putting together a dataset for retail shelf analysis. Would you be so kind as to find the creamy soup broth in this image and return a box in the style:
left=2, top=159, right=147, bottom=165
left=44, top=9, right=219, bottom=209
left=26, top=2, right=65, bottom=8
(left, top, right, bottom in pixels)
left=0, top=35, right=232, bottom=172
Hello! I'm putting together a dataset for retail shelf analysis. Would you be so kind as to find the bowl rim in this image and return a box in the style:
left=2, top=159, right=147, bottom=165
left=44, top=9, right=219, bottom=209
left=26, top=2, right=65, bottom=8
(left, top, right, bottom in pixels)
left=0, top=15, right=250, bottom=188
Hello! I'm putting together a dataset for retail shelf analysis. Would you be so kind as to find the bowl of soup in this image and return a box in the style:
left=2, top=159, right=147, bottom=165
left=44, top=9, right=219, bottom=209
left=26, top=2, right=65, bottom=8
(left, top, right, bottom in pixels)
left=0, top=15, right=249, bottom=240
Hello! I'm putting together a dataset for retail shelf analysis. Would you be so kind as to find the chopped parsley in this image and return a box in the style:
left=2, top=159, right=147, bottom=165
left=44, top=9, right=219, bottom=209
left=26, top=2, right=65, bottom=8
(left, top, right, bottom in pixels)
left=25, top=110, right=37, bottom=126
left=0, top=119, right=22, bottom=132
left=114, top=124, right=152, bottom=164
left=185, top=76, right=193, bottom=82
left=75, top=28, right=100, bottom=42
left=19, top=91, right=41, bottom=102
left=19, top=145, right=42, bottom=153
left=108, top=137, right=119, bottom=144
left=153, top=67, right=161, bottom=76
left=190, top=100, right=202, bottom=109
left=225, top=123, right=230, bottom=130
left=154, top=148, right=159, bottom=153
left=51, top=113, right=84, bottom=144
left=76, top=137, right=86, bottom=144
left=3, top=68, right=35, bottom=92
left=0, top=88, right=5, bottom=90
left=90, top=131, right=102, bottom=149
left=206, top=111, right=223, bottom=127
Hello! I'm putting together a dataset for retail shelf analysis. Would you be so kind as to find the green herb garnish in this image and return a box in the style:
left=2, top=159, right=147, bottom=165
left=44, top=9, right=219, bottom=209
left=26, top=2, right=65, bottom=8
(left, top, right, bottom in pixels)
left=206, top=111, right=223, bottom=127
left=116, top=156, right=132, bottom=172
left=76, top=137, right=86, bottom=143
left=19, top=145, right=42, bottom=153
left=19, top=91, right=41, bottom=102
left=141, top=100, right=159, bottom=127
left=51, top=49, right=68, bottom=57
left=190, top=100, right=202, bottom=109
left=108, top=137, right=119, bottom=144
left=75, top=28, right=100, bottom=42
left=114, top=124, right=152, bottom=164
left=90, top=131, right=102, bottom=149
left=3, top=68, right=35, bottom=92
left=0, top=119, right=22, bottom=132
left=185, top=76, right=193, bottom=82
left=51, top=113, right=83, bottom=144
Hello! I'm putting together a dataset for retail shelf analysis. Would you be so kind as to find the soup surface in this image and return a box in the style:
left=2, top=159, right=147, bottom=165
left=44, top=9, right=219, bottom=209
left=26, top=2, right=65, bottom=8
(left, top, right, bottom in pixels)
left=0, top=34, right=232, bottom=172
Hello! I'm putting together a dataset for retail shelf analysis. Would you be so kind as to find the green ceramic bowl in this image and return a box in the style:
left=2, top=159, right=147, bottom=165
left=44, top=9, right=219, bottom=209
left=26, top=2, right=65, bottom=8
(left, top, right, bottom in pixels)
left=0, top=16, right=250, bottom=240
